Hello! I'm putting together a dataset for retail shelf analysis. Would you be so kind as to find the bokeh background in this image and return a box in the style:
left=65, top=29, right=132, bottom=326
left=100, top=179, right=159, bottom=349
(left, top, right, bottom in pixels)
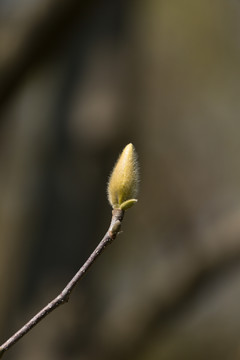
left=1, top=0, right=240, bottom=359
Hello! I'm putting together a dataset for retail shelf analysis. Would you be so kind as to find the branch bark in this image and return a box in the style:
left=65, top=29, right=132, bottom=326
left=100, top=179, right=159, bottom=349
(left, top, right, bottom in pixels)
left=0, top=208, right=124, bottom=358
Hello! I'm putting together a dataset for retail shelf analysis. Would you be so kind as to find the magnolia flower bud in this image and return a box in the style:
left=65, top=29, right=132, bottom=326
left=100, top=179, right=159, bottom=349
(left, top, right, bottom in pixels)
left=107, top=143, right=139, bottom=210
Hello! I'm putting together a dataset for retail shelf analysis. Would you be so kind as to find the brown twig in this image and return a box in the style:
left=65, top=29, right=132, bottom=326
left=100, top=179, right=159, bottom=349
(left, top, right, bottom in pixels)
left=0, top=208, right=124, bottom=358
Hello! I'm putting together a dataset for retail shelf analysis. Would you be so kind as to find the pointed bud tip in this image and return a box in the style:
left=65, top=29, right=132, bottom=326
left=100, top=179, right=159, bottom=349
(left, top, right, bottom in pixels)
left=107, top=143, right=139, bottom=210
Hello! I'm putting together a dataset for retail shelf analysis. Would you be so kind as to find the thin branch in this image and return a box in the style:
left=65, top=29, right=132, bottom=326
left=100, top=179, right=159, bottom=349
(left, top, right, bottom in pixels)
left=0, top=208, right=124, bottom=358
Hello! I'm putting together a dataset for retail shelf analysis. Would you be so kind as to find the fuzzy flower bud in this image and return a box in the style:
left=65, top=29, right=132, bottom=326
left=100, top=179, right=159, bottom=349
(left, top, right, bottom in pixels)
left=107, top=143, right=139, bottom=210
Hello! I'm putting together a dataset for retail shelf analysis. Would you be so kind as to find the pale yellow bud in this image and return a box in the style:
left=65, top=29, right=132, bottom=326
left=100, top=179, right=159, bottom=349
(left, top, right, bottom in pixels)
left=107, top=143, right=139, bottom=210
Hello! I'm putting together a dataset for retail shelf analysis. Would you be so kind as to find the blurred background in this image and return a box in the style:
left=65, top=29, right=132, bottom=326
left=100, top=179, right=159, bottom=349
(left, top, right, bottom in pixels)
left=1, top=0, right=240, bottom=359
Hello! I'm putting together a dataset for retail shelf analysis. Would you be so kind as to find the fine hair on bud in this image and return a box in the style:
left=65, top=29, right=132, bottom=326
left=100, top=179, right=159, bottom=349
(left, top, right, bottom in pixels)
left=107, top=143, right=139, bottom=210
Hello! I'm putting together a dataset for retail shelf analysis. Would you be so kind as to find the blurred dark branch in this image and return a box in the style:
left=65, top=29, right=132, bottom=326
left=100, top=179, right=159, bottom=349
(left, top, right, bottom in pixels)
left=0, top=0, right=97, bottom=111
left=121, top=251, right=240, bottom=360
left=100, top=254, right=240, bottom=360
left=99, top=210, right=240, bottom=360
left=0, top=209, right=124, bottom=358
